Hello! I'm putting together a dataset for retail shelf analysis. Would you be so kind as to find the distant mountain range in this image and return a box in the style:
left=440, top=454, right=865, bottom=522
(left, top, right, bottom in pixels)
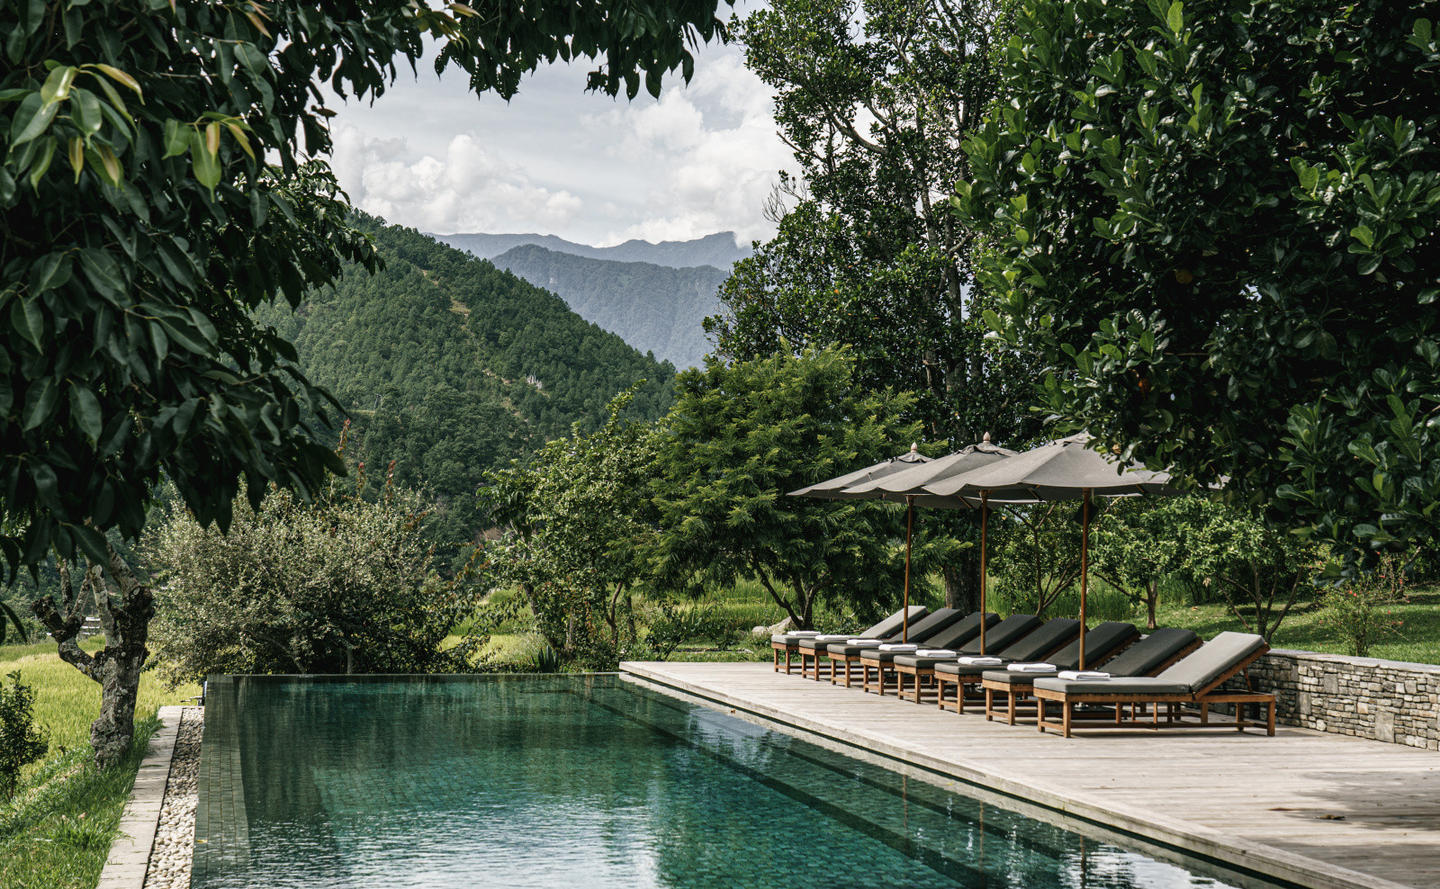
left=433, top=230, right=751, bottom=271
left=431, top=231, right=747, bottom=367
left=490, top=245, right=726, bottom=369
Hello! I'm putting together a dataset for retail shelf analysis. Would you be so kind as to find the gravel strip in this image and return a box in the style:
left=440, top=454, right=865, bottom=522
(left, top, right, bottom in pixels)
left=145, top=706, right=203, bottom=889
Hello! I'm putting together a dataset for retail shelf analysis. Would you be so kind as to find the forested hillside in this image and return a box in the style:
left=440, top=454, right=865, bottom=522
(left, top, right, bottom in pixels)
left=435, top=230, right=750, bottom=270
left=256, top=217, right=675, bottom=547
left=492, top=245, right=726, bottom=368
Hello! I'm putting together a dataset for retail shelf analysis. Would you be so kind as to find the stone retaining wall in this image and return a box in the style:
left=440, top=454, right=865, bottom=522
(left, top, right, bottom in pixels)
left=1237, top=649, right=1440, bottom=750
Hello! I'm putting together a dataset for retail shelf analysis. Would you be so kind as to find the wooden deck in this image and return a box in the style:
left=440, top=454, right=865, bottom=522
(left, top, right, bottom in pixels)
left=621, top=660, right=1439, bottom=889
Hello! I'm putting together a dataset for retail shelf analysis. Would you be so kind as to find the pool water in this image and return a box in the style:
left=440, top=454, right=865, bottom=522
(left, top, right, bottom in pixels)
left=193, top=675, right=1279, bottom=889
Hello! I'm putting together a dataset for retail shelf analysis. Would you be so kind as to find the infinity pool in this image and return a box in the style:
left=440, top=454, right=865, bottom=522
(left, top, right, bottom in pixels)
left=193, top=675, right=1283, bottom=889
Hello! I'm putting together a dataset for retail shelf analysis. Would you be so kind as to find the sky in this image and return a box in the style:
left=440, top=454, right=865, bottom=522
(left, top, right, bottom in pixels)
left=325, top=8, right=793, bottom=249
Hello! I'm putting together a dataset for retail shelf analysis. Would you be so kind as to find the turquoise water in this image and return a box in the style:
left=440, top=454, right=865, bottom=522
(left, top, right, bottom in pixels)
left=193, top=675, right=1279, bottom=889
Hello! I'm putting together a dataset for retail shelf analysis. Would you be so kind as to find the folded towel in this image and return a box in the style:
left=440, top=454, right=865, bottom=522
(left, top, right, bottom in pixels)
left=957, top=656, right=1003, bottom=666
left=847, top=638, right=883, bottom=645
left=878, top=643, right=918, bottom=652
left=1057, top=670, right=1111, bottom=680
left=813, top=634, right=852, bottom=642
left=789, top=631, right=822, bottom=637
left=1007, top=662, right=1057, bottom=673
left=916, top=649, right=956, bottom=658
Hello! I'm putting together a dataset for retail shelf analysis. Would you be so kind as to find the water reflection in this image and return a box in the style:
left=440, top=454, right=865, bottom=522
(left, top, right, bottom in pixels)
left=193, top=676, right=1268, bottom=889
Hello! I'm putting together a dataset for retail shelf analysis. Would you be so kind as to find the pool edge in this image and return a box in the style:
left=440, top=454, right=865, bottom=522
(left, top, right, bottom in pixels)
left=97, top=705, right=184, bottom=889
left=619, top=662, right=1417, bottom=889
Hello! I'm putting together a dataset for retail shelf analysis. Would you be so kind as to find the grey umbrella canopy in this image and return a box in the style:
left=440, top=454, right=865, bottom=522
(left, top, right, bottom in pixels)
left=836, top=436, right=1019, bottom=643
left=923, top=434, right=1180, bottom=666
left=786, top=443, right=931, bottom=500
left=787, top=444, right=933, bottom=638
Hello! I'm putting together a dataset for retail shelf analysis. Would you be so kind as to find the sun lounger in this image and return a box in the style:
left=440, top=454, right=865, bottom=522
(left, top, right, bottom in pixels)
left=1032, top=631, right=1276, bottom=737
left=932, top=618, right=1083, bottom=711
left=790, top=606, right=928, bottom=679
left=980, top=621, right=1155, bottom=724
left=771, top=606, right=924, bottom=674
left=851, top=611, right=999, bottom=693
left=822, top=607, right=969, bottom=687
left=889, top=614, right=1044, bottom=704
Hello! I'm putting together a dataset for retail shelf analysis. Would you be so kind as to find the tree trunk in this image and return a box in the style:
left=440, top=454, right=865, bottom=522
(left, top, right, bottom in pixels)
left=943, top=547, right=981, bottom=613
left=1145, top=581, right=1158, bottom=630
left=33, top=548, right=154, bottom=770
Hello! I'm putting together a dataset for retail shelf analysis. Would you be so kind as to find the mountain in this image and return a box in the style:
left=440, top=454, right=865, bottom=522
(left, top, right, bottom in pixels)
left=433, top=230, right=751, bottom=271
left=255, top=217, right=674, bottom=547
left=490, top=245, right=725, bottom=369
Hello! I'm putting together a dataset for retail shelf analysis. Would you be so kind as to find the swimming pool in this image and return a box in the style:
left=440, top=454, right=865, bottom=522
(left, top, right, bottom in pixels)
left=194, top=675, right=1285, bottom=889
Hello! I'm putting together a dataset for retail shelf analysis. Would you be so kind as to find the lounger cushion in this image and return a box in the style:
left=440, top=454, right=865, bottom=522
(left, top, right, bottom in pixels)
left=919, top=612, right=1000, bottom=651
left=994, top=618, right=1081, bottom=662
left=891, top=653, right=961, bottom=668
left=934, top=660, right=999, bottom=677
left=825, top=642, right=885, bottom=656
left=1045, top=622, right=1139, bottom=671
left=1033, top=676, right=1191, bottom=695
left=899, top=607, right=964, bottom=642
left=1155, top=631, right=1267, bottom=692
left=982, top=668, right=1057, bottom=685
left=1100, top=627, right=1199, bottom=677
left=860, top=606, right=928, bottom=641
left=859, top=648, right=909, bottom=663
left=956, top=614, right=1042, bottom=655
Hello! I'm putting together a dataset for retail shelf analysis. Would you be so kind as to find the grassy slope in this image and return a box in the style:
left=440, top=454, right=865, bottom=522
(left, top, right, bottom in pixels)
left=0, top=640, right=197, bottom=889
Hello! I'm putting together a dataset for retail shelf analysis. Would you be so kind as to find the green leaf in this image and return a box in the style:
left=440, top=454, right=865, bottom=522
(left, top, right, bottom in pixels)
left=1349, top=224, right=1374, bottom=248
left=10, top=92, right=58, bottom=146
left=69, top=383, right=103, bottom=441
left=162, top=119, right=189, bottom=158
left=70, top=86, right=103, bottom=136
left=1165, top=1, right=1183, bottom=34
left=91, top=63, right=142, bottom=98
left=190, top=128, right=221, bottom=191
left=27, top=136, right=55, bottom=190
left=10, top=295, right=44, bottom=349
left=22, top=376, right=58, bottom=430
left=28, top=251, right=72, bottom=295
left=79, top=248, right=125, bottom=302
left=39, top=64, right=77, bottom=103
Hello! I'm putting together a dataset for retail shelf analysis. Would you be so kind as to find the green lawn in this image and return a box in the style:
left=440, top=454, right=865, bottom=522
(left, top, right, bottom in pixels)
left=0, top=640, right=197, bottom=889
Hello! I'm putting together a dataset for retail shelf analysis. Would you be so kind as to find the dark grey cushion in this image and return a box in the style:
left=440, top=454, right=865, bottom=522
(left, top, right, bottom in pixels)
left=934, top=660, right=1003, bottom=677
left=825, top=642, right=884, bottom=656
left=1100, top=627, right=1199, bottom=677
left=860, top=606, right=928, bottom=641
left=920, top=612, right=999, bottom=651
left=1155, top=631, right=1267, bottom=692
left=957, top=614, right=1042, bottom=655
left=901, top=607, right=964, bottom=642
left=982, top=668, right=1058, bottom=685
left=996, top=618, right=1080, bottom=662
left=858, top=648, right=918, bottom=663
left=1033, top=676, right=1192, bottom=695
left=892, top=653, right=961, bottom=669
left=1045, top=622, right=1140, bottom=671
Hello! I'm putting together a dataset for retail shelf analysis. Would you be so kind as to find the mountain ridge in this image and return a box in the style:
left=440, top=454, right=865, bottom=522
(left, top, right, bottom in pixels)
left=433, top=230, right=751, bottom=271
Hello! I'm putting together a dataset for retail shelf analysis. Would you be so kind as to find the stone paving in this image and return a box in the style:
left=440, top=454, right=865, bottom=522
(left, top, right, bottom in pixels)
left=144, top=707, right=202, bottom=889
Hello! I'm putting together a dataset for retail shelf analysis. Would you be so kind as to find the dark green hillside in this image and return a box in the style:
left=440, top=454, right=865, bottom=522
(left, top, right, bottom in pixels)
left=256, top=218, right=674, bottom=546
left=493, top=244, right=727, bottom=368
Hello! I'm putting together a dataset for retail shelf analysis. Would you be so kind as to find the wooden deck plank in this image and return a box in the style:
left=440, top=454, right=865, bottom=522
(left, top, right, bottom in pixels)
left=622, top=660, right=1438, bottom=889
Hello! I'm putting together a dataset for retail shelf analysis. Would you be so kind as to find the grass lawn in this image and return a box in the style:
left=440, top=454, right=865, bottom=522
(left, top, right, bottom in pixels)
left=0, top=639, right=197, bottom=889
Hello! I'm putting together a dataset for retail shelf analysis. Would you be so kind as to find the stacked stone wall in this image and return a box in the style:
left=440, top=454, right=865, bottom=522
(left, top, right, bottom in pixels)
left=1233, top=649, right=1440, bottom=750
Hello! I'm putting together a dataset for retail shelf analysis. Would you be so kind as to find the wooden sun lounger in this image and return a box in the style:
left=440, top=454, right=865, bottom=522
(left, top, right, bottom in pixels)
left=1032, top=631, right=1277, bottom=737
left=792, top=606, right=927, bottom=679
left=853, top=612, right=997, bottom=693
left=932, top=617, right=1082, bottom=711
left=889, top=614, right=1044, bottom=704
left=769, top=606, right=923, bottom=674
left=821, top=607, right=965, bottom=687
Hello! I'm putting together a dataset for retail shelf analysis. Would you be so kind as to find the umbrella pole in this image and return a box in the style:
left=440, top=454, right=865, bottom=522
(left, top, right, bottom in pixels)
left=904, top=496, right=914, bottom=642
left=1080, top=488, right=1090, bottom=670
left=979, top=491, right=989, bottom=655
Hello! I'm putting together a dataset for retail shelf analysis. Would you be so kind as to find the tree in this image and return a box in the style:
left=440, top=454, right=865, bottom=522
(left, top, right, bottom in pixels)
left=990, top=503, right=1082, bottom=619
left=707, top=0, right=1041, bottom=610
left=145, top=472, right=477, bottom=682
left=956, top=0, right=1440, bottom=555
left=481, top=389, right=662, bottom=669
left=1090, top=498, right=1191, bottom=629
left=650, top=345, right=920, bottom=629
left=2, top=0, right=729, bottom=765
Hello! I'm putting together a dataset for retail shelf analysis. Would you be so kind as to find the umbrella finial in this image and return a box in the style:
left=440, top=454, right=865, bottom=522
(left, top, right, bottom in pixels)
left=982, top=431, right=991, bottom=443
left=910, top=442, right=918, bottom=453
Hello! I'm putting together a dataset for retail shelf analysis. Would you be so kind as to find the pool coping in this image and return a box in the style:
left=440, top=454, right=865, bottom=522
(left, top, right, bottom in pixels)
left=620, top=662, right=1417, bottom=889
left=97, top=705, right=184, bottom=889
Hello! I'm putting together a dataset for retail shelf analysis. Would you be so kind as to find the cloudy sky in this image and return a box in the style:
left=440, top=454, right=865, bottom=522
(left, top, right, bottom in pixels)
left=326, top=8, right=792, bottom=249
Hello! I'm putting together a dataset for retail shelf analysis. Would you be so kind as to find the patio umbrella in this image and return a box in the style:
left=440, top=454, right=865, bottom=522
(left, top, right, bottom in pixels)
left=841, top=435, right=1018, bottom=647
left=786, top=445, right=933, bottom=638
left=923, top=434, right=1179, bottom=667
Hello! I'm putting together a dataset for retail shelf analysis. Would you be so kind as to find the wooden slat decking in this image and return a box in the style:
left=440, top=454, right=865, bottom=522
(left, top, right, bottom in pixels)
left=621, top=660, right=1439, bottom=889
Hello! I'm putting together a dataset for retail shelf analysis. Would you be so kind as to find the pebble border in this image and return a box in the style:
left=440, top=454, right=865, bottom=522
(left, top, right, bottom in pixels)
left=145, top=707, right=203, bottom=888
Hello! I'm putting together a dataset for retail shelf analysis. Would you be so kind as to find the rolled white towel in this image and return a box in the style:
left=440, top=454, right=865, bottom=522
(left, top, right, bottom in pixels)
left=847, top=638, right=883, bottom=645
left=957, top=656, right=1003, bottom=666
left=1057, top=670, right=1111, bottom=680
left=788, top=631, right=822, bottom=637
left=879, top=643, right=918, bottom=652
left=1007, top=662, right=1057, bottom=673
left=813, top=634, right=852, bottom=642
left=916, top=649, right=956, bottom=658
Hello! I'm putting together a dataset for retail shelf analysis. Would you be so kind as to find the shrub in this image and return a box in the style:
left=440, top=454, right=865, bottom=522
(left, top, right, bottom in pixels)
left=1321, top=570, right=1405, bottom=657
left=0, top=670, right=48, bottom=798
